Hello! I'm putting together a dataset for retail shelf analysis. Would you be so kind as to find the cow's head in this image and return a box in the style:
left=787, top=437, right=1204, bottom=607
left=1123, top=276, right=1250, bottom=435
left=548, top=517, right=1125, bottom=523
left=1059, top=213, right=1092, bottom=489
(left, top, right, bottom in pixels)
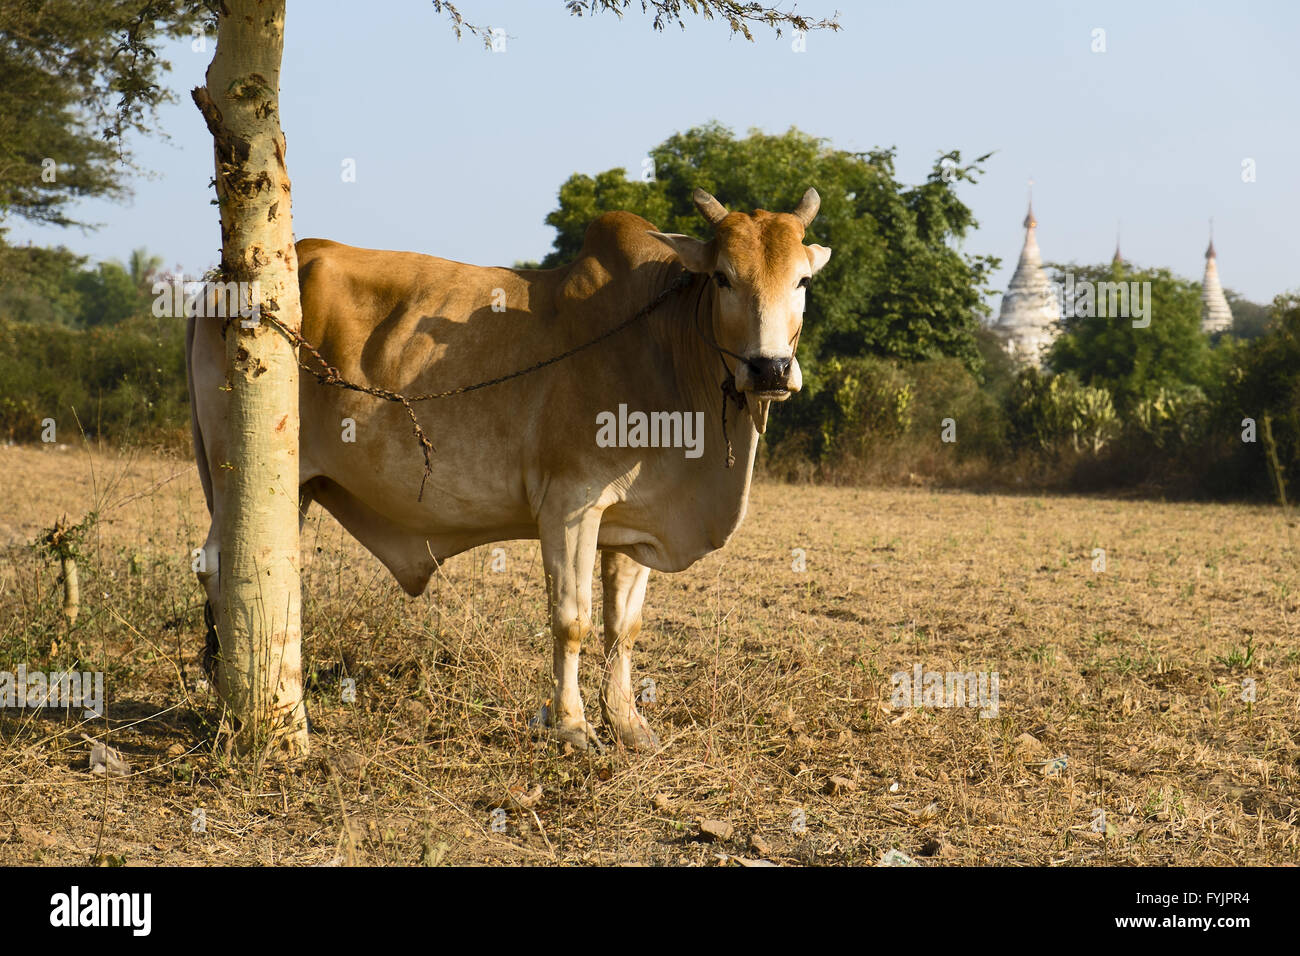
left=650, top=187, right=832, bottom=433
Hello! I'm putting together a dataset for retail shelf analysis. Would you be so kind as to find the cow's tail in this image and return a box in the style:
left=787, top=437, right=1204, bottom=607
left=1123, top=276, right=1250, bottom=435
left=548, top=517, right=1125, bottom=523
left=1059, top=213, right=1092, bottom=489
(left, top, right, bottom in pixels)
left=185, top=314, right=215, bottom=516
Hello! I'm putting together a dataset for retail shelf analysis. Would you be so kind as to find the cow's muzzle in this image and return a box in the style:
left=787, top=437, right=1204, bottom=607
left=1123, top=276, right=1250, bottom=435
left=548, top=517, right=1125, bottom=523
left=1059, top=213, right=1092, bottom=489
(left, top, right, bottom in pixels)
left=733, top=355, right=802, bottom=435
left=739, top=355, right=803, bottom=400
left=744, top=356, right=792, bottom=399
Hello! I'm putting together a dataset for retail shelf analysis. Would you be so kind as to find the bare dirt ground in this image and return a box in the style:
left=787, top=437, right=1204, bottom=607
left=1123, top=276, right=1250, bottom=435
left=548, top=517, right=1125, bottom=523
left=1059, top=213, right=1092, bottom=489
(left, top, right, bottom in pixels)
left=1, top=443, right=1296, bottom=866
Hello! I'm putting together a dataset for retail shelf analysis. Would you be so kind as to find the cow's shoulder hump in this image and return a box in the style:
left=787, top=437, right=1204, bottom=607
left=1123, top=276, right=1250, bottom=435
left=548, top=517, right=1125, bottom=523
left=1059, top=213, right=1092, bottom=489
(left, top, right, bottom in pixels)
left=557, top=212, right=675, bottom=308
left=578, top=211, right=671, bottom=270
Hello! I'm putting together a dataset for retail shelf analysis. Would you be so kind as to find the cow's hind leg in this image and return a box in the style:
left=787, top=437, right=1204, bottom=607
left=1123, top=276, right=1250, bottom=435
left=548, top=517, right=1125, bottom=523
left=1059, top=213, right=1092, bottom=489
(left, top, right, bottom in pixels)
left=599, top=550, right=659, bottom=751
left=194, top=487, right=224, bottom=683
left=188, top=315, right=223, bottom=683
left=535, top=501, right=605, bottom=753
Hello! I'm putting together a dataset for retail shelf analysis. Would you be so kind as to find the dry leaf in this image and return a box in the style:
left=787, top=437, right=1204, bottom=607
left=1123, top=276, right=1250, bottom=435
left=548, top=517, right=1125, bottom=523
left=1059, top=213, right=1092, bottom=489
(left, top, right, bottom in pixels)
left=84, top=736, right=129, bottom=778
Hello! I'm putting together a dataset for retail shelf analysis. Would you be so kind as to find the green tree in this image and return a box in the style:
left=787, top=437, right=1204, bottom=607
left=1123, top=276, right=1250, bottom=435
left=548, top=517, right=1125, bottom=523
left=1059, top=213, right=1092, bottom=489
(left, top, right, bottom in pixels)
left=542, top=167, right=673, bottom=266
left=1046, top=260, right=1214, bottom=414
left=0, top=1, right=201, bottom=239
left=0, top=244, right=87, bottom=325
left=127, top=246, right=164, bottom=293
left=540, top=123, right=997, bottom=376
left=1225, top=291, right=1273, bottom=340
left=0, top=312, right=189, bottom=444
left=0, top=245, right=157, bottom=326
left=1231, top=293, right=1300, bottom=499
left=75, top=260, right=141, bottom=326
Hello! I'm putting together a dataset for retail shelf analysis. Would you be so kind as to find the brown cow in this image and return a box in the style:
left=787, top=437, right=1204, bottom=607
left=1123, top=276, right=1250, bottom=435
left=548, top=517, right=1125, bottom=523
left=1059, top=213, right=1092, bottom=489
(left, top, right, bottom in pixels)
left=188, top=188, right=831, bottom=751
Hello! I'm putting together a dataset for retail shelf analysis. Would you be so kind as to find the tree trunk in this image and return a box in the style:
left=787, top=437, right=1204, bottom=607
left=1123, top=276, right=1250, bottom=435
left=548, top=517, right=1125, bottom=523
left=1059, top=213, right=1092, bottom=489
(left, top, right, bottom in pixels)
left=193, top=0, right=307, bottom=756
left=60, top=554, right=79, bottom=626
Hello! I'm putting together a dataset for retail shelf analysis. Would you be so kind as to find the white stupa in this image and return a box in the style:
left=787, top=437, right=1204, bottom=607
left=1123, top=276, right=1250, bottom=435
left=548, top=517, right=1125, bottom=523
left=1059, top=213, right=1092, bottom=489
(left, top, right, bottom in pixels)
left=1201, top=225, right=1233, bottom=334
left=996, top=193, right=1060, bottom=365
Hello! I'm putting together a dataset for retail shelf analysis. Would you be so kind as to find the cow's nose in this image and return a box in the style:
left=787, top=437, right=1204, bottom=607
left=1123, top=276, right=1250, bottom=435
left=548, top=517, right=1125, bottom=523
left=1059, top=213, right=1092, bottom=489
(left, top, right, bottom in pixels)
left=747, top=356, right=791, bottom=391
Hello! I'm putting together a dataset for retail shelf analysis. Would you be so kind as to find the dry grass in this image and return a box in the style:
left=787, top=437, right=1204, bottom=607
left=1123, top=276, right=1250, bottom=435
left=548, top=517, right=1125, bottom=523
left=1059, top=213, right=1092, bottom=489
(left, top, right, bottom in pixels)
left=1, top=442, right=1297, bottom=866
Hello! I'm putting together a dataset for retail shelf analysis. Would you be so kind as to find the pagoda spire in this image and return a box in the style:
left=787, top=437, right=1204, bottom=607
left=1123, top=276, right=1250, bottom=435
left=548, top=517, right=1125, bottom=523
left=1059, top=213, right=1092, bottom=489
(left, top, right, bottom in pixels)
left=1201, top=218, right=1232, bottom=334
left=1015, top=180, right=1043, bottom=272
left=996, top=179, right=1059, bottom=366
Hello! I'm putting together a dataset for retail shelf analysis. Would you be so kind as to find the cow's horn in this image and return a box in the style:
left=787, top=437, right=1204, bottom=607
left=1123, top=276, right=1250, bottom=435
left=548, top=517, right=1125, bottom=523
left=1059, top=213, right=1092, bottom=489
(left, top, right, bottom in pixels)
left=792, top=188, right=820, bottom=227
left=693, top=188, right=729, bottom=226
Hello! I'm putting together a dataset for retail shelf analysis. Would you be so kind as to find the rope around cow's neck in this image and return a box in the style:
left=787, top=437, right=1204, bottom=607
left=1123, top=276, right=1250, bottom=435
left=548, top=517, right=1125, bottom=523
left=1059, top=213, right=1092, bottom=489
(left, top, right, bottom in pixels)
left=252, top=266, right=745, bottom=500
left=688, top=275, right=750, bottom=468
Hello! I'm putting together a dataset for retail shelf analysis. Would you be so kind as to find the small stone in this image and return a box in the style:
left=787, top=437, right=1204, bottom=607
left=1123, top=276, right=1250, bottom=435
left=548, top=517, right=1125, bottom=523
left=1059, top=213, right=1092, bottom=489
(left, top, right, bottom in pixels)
left=824, top=775, right=857, bottom=796
left=749, top=833, right=772, bottom=856
left=698, top=819, right=734, bottom=842
left=1014, top=732, right=1044, bottom=755
left=652, top=793, right=673, bottom=812
left=507, top=784, right=542, bottom=810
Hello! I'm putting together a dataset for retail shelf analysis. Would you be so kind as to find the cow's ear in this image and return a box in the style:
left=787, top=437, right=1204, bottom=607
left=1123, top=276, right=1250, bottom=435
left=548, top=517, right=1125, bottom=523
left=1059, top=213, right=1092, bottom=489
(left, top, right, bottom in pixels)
left=806, top=243, right=832, bottom=275
left=648, top=232, right=712, bottom=273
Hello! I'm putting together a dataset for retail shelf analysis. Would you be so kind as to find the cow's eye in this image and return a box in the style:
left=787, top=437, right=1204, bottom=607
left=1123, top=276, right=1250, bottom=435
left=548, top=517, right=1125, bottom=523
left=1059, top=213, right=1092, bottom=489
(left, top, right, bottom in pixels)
left=713, top=271, right=731, bottom=289
left=797, top=276, right=811, bottom=290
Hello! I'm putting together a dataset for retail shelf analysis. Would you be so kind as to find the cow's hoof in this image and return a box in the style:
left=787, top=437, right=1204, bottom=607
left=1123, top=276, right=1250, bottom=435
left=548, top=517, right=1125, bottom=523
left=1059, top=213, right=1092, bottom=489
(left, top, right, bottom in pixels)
left=530, top=702, right=606, bottom=755
left=606, top=711, right=661, bottom=752
left=555, top=718, right=607, bottom=754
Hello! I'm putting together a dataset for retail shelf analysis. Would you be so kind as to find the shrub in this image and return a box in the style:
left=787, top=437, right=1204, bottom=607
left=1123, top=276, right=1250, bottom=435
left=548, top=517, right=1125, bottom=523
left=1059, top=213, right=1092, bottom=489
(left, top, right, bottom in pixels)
left=1007, top=368, right=1119, bottom=455
left=769, top=354, right=913, bottom=466
left=1130, top=385, right=1211, bottom=449
left=0, top=315, right=189, bottom=448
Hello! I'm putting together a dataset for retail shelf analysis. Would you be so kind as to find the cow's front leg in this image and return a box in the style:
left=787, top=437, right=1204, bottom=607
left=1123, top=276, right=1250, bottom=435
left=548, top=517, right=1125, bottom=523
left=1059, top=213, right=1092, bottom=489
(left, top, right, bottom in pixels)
left=600, top=550, right=659, bottom=751
left=536, top=502, right=605, bottom=753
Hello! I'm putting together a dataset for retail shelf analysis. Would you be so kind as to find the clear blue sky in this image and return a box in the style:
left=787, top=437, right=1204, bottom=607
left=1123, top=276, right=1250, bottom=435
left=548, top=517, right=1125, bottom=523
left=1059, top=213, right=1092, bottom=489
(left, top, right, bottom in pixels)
left=11, top=0, right=1298, bottom=305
